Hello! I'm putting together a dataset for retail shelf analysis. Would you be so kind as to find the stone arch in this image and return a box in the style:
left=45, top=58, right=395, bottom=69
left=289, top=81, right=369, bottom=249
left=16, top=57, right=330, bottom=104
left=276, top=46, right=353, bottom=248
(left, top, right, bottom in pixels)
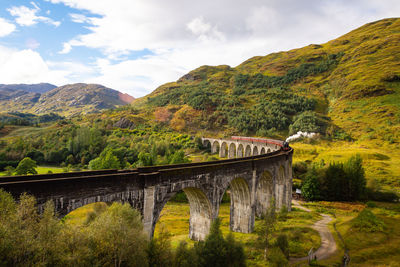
left=203, top=139, right=212, bottom=153
left=260, top=147, right=266, bottom=154
left=267, top=148, right=271, bottom=153
left=212, top=141, right=220, bottom=154
left=228, top=143, right=236, bottom=159
left=220, top=142, right=228, bottom=158
left=53, top=191, right=139, bottom=217
left=154, top=187, right=212, bottom=241
left=237, top=144, right=244, bottom=158
left=228, top=178, right=253, bottom=233
left=253, top=146, right=259, bottom=156
left=244, top=145, right=252, bottom=157
left=256, top=171, right=274, bottom=217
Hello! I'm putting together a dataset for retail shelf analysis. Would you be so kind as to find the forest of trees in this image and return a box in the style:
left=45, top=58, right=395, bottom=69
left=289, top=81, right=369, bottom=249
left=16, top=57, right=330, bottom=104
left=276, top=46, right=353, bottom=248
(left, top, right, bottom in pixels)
left=0, top=121, right=200, bottom=173
left=145, top=54, right=344, bottom=136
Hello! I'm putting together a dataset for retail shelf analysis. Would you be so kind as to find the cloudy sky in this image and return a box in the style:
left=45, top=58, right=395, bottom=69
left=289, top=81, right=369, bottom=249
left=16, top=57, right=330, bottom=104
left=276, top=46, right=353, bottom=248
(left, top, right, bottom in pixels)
left=0, top=0, right=399, bottom=97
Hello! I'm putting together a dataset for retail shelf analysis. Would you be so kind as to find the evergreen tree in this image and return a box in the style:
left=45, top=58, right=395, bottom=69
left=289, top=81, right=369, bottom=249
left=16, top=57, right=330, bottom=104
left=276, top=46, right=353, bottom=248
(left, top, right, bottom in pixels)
left=301, top=167, right=321, bottom=201
left=197, top=218, right=227, bottom=267
left=344, top=154, right=366, bottom=200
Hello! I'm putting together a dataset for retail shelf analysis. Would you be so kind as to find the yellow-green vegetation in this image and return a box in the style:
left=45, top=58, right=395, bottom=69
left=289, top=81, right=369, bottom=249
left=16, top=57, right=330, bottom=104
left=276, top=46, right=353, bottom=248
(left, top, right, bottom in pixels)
left=300, top=201, right=400, bottom=267
left=0, top=166, right=65, bottom=176
left=291, top=141, right=400, bottom=193
left=153, top=202, right=321, bottom=266
left=341, top=203, right=400, bottom=266
left=125, top=18, right=400, bottom=192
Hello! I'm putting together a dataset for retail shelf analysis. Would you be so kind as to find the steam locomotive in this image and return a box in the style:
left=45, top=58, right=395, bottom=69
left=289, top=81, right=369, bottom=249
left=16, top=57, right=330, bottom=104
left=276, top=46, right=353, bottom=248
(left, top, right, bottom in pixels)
left=231, top=136, right=290, bottom=151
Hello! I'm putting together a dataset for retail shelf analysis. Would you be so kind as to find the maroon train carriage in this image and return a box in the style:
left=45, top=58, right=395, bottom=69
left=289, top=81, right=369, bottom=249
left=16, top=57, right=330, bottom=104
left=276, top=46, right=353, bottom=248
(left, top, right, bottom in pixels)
left=231, top=136, right=290, bottom=151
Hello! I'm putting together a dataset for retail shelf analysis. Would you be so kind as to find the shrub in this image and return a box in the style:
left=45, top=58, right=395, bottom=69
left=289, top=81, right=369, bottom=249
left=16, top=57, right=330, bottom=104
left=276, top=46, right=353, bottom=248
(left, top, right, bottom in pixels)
left=275, top=234, right=290, bottom=259
left=365, top=188, right=398, bottom=202
left=267, top=247, right=288, bottom=267
left=351, top=209, right=386, bottom=232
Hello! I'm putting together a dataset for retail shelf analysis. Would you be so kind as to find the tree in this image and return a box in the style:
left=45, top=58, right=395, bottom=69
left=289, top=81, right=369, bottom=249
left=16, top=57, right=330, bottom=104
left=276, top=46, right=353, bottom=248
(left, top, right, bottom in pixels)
left=88, top=148, right=121, bottom=170
left=147, top=227, right=173, bottom=267
left=15, top=157, right=37, bottom=175
left=275, top=234, right=290, bottom=259
left=324, top=163, right=348, bottom=201
left=344, top=154, right=366, bottom=200
left=256, top=198, right=277, bottom=260
left=224, top=233, right=246, bottom=267
left=197, top=218, right=227, bottom=267
left=301, top=167, right=321, bottom=201
left=86, top=203, right=149, bottom=267
left=194, top=218, right=246, bottom=267
left=174, top=241, right=197, bottom=267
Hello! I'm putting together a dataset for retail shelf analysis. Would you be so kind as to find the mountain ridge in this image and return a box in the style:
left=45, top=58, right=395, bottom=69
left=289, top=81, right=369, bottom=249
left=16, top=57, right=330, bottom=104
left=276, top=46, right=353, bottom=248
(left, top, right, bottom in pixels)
left=131, top=18, right=400, bottom=145
left=0, top=83, right=134, bottom=116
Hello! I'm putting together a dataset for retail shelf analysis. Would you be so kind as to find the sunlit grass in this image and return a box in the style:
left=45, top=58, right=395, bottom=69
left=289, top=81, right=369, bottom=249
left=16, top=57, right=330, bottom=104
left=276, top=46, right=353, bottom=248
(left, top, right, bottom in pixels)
left=0, top=165, right=65, bottom=176
left=291, top=141, right=400, bottom=193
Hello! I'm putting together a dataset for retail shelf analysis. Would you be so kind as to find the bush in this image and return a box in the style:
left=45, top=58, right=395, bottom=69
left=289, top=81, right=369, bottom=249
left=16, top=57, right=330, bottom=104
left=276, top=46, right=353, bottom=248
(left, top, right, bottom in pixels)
left=351, top=209, right=386, bottom=232
left=365, top=201, right=377, bottom=208
left=267, top=247, right=288, bottom=267
left=275, top=234, right=290, bottom=259
left=289, top=111, right=326, bottom=135
left=365, top=188, right=398, bottom=202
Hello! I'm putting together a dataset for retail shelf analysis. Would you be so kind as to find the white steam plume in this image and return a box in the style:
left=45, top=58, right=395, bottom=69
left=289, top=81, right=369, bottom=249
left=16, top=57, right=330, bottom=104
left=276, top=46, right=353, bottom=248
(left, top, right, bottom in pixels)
left=286, top=131, right=317, bottom=142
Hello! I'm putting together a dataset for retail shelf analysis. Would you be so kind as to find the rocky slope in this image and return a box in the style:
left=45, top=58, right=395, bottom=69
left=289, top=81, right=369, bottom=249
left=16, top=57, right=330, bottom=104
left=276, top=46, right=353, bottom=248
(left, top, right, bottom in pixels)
left=0, top=83, right=134, bottom=116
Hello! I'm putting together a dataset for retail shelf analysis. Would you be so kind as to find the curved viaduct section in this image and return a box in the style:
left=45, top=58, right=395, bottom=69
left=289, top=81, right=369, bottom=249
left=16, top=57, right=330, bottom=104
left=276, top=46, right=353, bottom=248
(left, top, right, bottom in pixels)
left=0, top=137, right=293, bottom=241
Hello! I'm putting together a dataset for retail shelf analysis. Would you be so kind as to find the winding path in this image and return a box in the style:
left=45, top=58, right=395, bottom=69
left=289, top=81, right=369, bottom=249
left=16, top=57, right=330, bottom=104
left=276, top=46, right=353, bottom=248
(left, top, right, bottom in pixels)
left=290, top=200, right=337, bottom=263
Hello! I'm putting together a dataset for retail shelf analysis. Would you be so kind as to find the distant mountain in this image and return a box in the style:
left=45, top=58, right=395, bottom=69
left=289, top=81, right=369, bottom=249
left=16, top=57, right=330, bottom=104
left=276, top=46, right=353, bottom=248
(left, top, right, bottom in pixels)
left=0, top=83, right=134, bottom=116
left=0, top=83, right=56, bottom=94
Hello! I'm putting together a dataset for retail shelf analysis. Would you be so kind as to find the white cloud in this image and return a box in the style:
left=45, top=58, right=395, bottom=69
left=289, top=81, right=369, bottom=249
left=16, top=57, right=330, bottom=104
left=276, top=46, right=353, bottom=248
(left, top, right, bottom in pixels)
left=7, top=3, right=60, bottom=27
left=3, top=0, right=399, bottom=97
left=69, top=13, right=93, bottom=24
left=0, top=45, right=96, bottom=86
left=59, top=43, right=72, bottom=54
left=0, top=18, right=16, bottom=37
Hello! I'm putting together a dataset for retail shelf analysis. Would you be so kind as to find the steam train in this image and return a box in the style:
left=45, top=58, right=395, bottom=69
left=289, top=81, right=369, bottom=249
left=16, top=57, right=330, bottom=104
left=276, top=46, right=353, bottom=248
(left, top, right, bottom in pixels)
left=231, top=136, right=290, bottom=151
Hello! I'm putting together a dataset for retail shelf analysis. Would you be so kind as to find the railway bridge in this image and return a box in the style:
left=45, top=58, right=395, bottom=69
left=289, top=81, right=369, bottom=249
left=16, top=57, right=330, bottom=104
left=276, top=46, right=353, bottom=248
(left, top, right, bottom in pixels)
left=0, top=137, right=293, bottom=241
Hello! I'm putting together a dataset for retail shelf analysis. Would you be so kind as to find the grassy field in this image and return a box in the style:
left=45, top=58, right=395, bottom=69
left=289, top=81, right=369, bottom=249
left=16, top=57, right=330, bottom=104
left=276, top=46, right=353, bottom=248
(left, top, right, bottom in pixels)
left=65, top=199, right=400, bottom=266
left=299, top=201, right=400, bottom=267
left=67, top=201, right=321, bottom=266
left=291, top=141, right=400, bottom=194
left=0, top=165, right=65, bottom=176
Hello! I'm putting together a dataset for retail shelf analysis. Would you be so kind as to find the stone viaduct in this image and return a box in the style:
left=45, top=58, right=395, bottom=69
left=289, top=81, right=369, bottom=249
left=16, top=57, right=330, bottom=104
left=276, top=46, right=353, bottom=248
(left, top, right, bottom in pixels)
left=0, top=137, right=293, bottom=241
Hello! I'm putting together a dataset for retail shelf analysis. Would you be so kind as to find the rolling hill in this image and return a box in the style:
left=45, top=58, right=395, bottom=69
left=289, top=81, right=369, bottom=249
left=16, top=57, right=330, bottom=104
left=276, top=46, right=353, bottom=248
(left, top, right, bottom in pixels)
left=132, top=18, right=400, bottom=145
left=0, top=83, right=134, bottom=116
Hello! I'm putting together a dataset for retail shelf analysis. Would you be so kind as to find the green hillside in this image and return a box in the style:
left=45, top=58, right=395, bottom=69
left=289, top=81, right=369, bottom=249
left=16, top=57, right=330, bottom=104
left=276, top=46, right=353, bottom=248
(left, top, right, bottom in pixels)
left=0, top=18, right=398, bottom=193
left=128, top=18, right=400, bottom=192
left=133, top=18, right=400, bottom=143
